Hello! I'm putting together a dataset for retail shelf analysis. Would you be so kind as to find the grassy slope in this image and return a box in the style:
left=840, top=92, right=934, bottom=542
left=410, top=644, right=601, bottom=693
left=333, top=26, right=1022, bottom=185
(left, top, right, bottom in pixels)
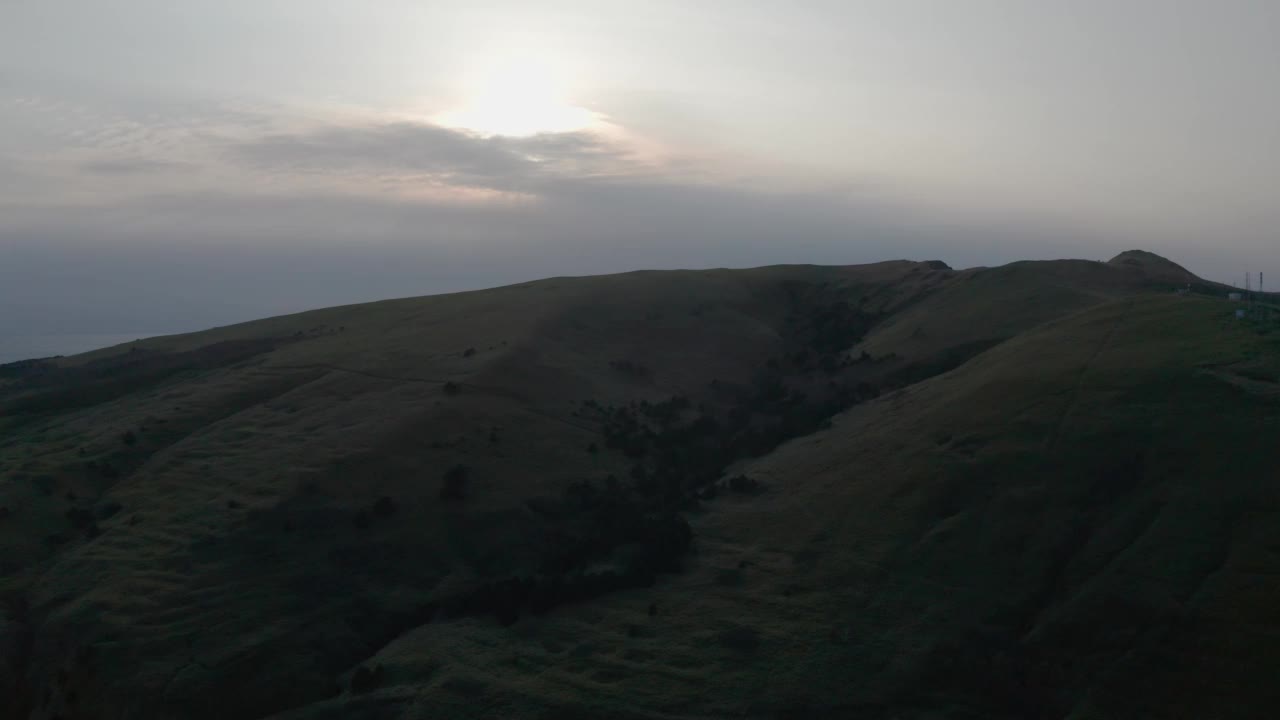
left=293, top=294, right=1280, bottom=720
left=3, top=254, right=1267, bottom=719
left=855, top=253, right=1208, bottom=365
left=1, top=261, right=951, bottom=718
left=731, top=294, right=1280, bottom=719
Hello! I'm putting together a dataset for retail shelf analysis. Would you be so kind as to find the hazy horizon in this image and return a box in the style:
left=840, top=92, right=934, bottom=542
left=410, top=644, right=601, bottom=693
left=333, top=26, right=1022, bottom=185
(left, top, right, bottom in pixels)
left=4, top=1, right=1278, bottom=336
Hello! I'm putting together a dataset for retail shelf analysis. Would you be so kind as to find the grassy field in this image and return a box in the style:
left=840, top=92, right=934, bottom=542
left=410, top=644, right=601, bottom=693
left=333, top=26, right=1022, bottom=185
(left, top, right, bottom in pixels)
left=2, top=252, right=1276, bottom=719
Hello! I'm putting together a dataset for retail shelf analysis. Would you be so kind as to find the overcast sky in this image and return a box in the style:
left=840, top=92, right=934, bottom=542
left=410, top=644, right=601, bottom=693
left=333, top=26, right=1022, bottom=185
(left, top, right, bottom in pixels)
left=3, top=1, right=1278, bottom=336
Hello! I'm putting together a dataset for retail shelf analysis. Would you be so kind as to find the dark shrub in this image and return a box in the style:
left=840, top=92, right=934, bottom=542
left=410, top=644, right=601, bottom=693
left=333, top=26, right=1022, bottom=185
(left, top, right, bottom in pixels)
left=608, top=359, right=651, bottom=378
left=727, top=475, right=760, bottom=493
left=440, top=464, right=469, bottom=501
left=65, top=507, right=94, bottom=530
left=372, top=496, right=397, bottom=518
left=443, top=381, right=460, bottom=396
left=121, top=430, right=137, bottom=446
left=84, top=460, right=122, bottom=480
left=463, top=347, right=476, bottom=357
left=350, top=664, right=384, bottom=694
left=716, top=568, right=744, bottom=586
left=717, top=625, right=760, bottom=652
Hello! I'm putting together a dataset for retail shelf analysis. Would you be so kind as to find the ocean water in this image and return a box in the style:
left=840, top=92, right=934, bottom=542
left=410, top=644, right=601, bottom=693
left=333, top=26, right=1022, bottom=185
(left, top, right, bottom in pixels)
left=0, top=333, right=157, bottom=365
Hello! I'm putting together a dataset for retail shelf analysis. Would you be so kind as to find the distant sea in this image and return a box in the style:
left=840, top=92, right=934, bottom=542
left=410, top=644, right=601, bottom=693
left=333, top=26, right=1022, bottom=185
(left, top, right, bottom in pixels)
left=0, top=333, right=158, bottom=365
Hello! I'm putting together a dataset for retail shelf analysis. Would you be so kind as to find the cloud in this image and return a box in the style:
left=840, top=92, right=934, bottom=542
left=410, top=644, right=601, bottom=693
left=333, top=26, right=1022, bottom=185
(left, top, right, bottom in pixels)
left=0, top=173, right=1115, bottom=338
left=3, top=106, right=1106, bottom=271
left=226, top=121, right=635, bottom=193
left=0, top=101, right=1132, bottom=337
left=81, top=158, right=193, bottom=175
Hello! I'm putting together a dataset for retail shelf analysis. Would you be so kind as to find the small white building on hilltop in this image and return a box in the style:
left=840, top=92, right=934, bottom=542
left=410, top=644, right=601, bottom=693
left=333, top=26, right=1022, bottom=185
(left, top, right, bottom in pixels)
left=1228, top=292, right=1243, bottom=301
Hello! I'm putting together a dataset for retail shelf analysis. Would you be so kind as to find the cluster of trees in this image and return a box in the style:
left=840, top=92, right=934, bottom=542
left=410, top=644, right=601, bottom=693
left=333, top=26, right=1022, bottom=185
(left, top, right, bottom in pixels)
left=444, top=476, right=692, bottom=625
left=0, top=357, right=57, bottom=379
left=84, top=459, right=121, bottom=480
left=450, top=281, right=901, bottom=624
left=3, top=339, right=280, bottom=417
left=446, top=559, right=684, bottom=627
left=594, top=368, right=881, bottom=507
left=780, top=281, right=885, bottom=362
left=608, top=359, right=652, bottom=379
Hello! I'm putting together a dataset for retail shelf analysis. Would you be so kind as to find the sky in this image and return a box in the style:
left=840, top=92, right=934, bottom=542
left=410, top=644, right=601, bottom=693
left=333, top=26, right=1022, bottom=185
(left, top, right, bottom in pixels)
left=3, top=0, right=1278, bottom=336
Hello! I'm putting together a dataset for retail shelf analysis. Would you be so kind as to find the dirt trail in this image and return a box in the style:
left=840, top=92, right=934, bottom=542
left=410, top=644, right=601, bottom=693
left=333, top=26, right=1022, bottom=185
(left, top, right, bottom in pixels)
left=1044, top=300, right=1132, bottom=453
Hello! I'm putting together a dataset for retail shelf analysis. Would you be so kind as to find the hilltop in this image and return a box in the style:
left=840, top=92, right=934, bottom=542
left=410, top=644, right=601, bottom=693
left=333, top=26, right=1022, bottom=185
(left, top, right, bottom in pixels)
left=2, top=252, right=1277, bottom=719
left=1108, top=248, right=1198, bottom=278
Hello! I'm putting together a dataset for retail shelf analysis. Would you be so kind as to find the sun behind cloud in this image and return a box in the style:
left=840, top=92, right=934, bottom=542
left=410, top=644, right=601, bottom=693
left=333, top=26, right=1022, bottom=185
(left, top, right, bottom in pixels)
left=434, top=57, right=600, bottom=137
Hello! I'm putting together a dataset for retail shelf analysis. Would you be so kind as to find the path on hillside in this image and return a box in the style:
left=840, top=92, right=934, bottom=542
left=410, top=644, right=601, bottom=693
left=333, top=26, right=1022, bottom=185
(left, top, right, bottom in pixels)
left=1044, top=299, right=1133, bottom=454
left=267, top=361, right=595, bottom=432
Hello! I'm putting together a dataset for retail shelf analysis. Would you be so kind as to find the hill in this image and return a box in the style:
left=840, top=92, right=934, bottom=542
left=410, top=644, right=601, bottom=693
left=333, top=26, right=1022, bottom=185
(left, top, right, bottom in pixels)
left=1, top=253, right=1277, bottom=719
left=1107, top=249, right=1199, bottom=280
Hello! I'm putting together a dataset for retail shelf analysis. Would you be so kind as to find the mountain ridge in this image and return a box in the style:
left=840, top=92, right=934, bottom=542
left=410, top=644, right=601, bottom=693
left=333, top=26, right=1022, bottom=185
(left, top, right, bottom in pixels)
left=2, top=252, right=1277, bottom=719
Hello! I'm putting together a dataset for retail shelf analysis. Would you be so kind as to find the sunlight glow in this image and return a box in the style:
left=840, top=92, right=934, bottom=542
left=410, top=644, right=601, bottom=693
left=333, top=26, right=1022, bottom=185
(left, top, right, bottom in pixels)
left=435, top=57, right=599, bottom=137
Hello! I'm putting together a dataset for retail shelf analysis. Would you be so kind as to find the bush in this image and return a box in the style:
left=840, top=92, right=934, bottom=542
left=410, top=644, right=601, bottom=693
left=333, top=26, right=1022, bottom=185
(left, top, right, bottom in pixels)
left=121, top=430, right=137, bottom=446
left=372, top=496, right=397, bottom=518
left=716, top=568, right=744, bottom=586
left=65, top=507, right=95, bottom=530
left=350, top=664, right=384, bottom=694
left=608, top=359, right=652, bottom=378
left=716, top=625, right=760, bottom=652
left=727, top=475, right=760, bottom=493
left=443, top=381, right=460, bottom=396
left=440, top=464, right=469, bottom=501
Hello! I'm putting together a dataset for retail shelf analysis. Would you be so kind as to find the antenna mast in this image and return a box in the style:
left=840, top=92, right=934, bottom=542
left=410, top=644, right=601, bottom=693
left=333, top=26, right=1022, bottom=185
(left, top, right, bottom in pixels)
left=1263, top=272, right=1268, bottom=321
